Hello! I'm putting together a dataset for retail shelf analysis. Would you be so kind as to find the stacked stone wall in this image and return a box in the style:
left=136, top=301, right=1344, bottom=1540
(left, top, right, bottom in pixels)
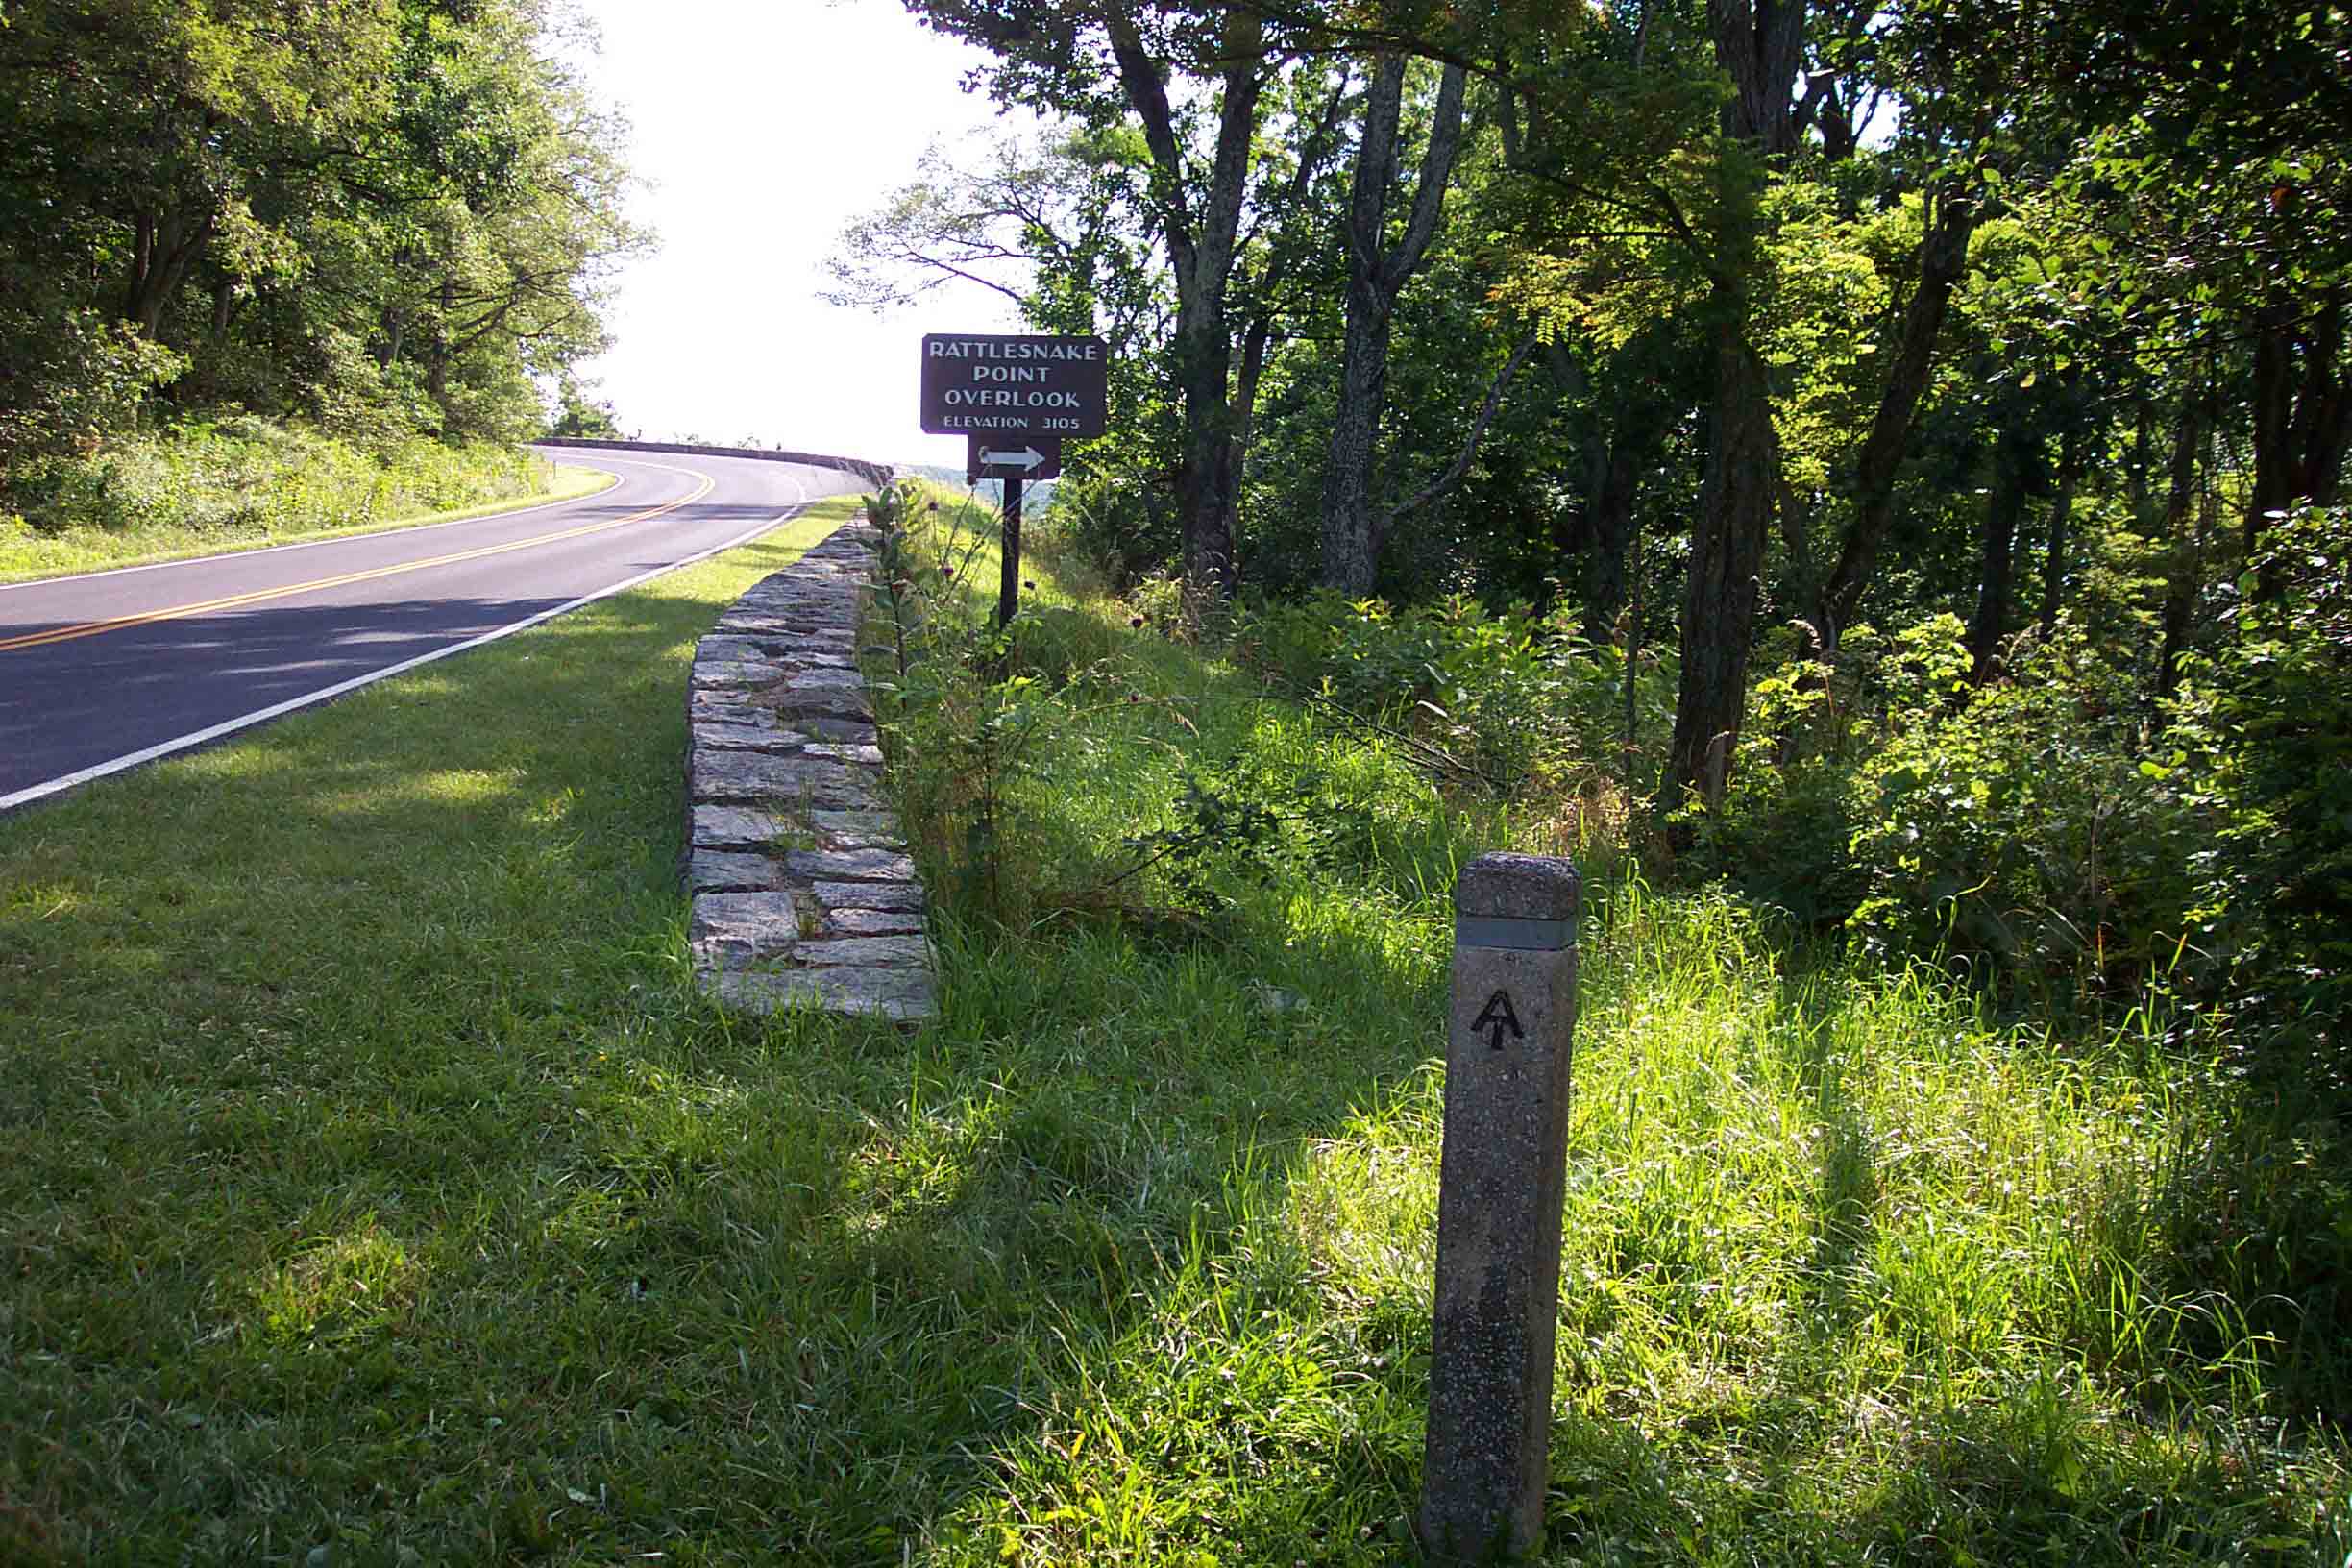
left=682, top=519, right=935, bottom=1022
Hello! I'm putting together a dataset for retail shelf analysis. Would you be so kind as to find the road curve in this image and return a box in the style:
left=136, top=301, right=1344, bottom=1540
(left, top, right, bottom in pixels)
left=0, top=444, right=868, bottom=811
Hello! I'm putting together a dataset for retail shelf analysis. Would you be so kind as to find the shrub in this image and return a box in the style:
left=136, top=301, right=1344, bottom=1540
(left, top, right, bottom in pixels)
left=2171, top=506, right=2352, bottom=1072
left=1841, top=616, right=2199, bottom=995
left=1238, top=590, right=1664, bottom=794
left=0, top=298, right=184, bottom=469
left=870, top=493, right=1140, bottom=926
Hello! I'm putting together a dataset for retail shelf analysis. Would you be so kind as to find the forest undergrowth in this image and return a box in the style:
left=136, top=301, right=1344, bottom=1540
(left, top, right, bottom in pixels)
left=870, top=484, right=2352, bottom=1564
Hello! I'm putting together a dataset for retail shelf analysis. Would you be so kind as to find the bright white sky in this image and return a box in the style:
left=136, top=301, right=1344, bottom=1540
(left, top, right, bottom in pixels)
left=567, top=0, right=1037, bottom=468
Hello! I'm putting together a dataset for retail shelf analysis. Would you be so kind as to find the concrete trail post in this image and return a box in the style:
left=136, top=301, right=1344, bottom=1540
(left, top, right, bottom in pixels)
left=1420, top=852, right=1580, bottom=1563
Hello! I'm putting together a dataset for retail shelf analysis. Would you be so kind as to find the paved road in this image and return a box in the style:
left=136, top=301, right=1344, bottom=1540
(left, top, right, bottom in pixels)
left=0, top=445, right=865, bottom=811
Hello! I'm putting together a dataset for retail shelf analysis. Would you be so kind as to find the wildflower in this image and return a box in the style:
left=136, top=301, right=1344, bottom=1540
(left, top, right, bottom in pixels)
left=1129, top=614, right=1145, bottom=628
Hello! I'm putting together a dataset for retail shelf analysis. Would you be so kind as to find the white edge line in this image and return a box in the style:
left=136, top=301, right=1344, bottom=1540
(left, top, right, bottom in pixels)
left=0, top=453, right=696, bottom=594
left=0, top=477, right=822, bottom=814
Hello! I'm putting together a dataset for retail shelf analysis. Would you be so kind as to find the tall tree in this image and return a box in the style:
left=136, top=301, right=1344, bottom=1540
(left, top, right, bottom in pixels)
left=1659, top=0, right=1806, bottom=805
left=907, top=0, right=1287, bottom=607
left=1316, top=55, right=1468, bottom=594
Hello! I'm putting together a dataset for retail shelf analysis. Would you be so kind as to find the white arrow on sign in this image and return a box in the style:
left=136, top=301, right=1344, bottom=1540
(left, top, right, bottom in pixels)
left=978, top=446, right=1046, bottom=472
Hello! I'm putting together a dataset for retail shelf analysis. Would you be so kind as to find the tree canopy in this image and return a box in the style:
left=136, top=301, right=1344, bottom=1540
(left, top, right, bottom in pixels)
left=847, top=0, right=2352, bottom=1049
left=0, top=0, right=644, bottom=466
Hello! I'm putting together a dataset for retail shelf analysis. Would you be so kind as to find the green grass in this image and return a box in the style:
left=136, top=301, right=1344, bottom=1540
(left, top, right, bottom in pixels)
left=0, top=461, right=615, bottom=584
left=1, top=486, right=2345, bottom=1566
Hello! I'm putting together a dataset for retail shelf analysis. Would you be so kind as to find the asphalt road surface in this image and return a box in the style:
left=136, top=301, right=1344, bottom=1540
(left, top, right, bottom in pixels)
left=0, top=444, right=865, bottom=811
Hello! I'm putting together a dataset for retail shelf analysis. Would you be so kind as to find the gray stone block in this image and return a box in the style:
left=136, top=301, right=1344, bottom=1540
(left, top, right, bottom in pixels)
left=805, top=744, right=885, bottom=766
left=783, top=668, right=866, bottom=690
left=765, top=685, right=873, bottom=722
left=808, top=810, right=904, bottom=849
left=814, top=880, right=925, bottom=912
left=686, top=697, right=773, bottom=725
left=690, top=750, right=880, bottom=808
left=687, top=850, right=786, bottom=894
left=794, top=935, right=930, bottom=968
left=785, top=848, right=916, bottom=882
left=698, top=723, right=807, bottom=752
left=691, top=805, right=789, bottom=848
left=707, top=967, right=936, bottom=1022
left=690, top=659, right=779, bottom=689
left=698, top=635, right=796, bottom=664
left=690, top=892, right=803, bottom=964
left=823, top=908, right=925, bottom=937
left=715, top=612, right=838, bottom=638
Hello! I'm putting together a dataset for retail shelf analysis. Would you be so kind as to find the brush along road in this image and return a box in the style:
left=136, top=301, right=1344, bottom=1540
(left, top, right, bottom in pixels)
left=0, top=445, right=866, bottom=810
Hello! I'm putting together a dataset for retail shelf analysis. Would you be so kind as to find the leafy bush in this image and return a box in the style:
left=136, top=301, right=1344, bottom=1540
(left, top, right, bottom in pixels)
left=0, top=299, right=184, bottom=467
left=1239, top=590, right=1668, bottom=792
left=1036, top=466, right=1180, bottom=593
left=870, top=493, right=1141, bottom=925
left=2172, top=506, right=2352, bottom=1069
left=1841, top=616, right=2199, bottom=993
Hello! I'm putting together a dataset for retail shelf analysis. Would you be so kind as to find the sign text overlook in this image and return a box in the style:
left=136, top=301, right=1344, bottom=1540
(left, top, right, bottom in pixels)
left=919, top=331, right=1108, bottom=439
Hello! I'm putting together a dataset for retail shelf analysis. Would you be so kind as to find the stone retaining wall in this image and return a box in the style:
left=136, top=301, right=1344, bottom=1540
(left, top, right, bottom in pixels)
left=681, top=515, right=936, bottom=1023
left=537, top=437, right=893, bottom=490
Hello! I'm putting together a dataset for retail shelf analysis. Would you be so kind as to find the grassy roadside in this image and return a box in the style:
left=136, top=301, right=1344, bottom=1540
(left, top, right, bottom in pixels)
left=1, top=485, right=2343, bottom=1566
left=0, top=462, right=616, bottom=585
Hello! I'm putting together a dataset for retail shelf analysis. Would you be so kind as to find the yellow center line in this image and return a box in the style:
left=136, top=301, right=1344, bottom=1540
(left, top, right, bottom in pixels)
left=0, top=469, right=716, bottom=655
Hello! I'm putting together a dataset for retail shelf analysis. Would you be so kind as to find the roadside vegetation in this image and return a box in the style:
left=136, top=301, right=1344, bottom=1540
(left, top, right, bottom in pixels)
left=10, top=484, right=2341, bottom=1564
left=872, top=484, right=2352, bottom=1563
left=0, top=421, right=613, bottom=583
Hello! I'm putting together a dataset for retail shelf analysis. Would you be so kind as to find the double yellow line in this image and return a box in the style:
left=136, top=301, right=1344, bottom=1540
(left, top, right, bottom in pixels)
left=0, top=470, right=714, bottom=656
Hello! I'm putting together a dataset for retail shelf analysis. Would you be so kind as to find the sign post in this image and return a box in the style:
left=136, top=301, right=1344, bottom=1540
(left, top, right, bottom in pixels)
left=1420, top=852, right=1580, bottom=1563
left=921, top=332, right=1106, bottom=629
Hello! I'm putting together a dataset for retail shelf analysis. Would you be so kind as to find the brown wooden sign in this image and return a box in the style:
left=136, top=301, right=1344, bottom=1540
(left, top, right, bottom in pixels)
left=920, top=332, right=1107, bottom=439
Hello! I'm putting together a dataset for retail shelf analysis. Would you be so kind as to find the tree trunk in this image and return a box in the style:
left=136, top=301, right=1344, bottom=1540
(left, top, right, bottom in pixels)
left=1667, top=304, right=1776, bottom=807
left=1967, top=427, right=2034, bottom=682
left=1106, top=8, right=1265, bottom=613
left=1173, top=303, right=1240, bottom=603
left=1583, top=434, right=1644, bottom=625
left=1545, top=344, right=1662, bottom=628
left=1810, top=193, right=1976, bottom=649
left=1659, top=0, right=1805, bottom=810
left=1319, top=56, right=1467, bottom=594
left=1319, top=288, right=1390, bottom=593
left=2155, top=389, right=2209, bottom=707
left=2247, top=290, right=2352, bottom=561
left=2038, top=430, right=2084, bottom=638
left=124, top=208, right=213, bottom=336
